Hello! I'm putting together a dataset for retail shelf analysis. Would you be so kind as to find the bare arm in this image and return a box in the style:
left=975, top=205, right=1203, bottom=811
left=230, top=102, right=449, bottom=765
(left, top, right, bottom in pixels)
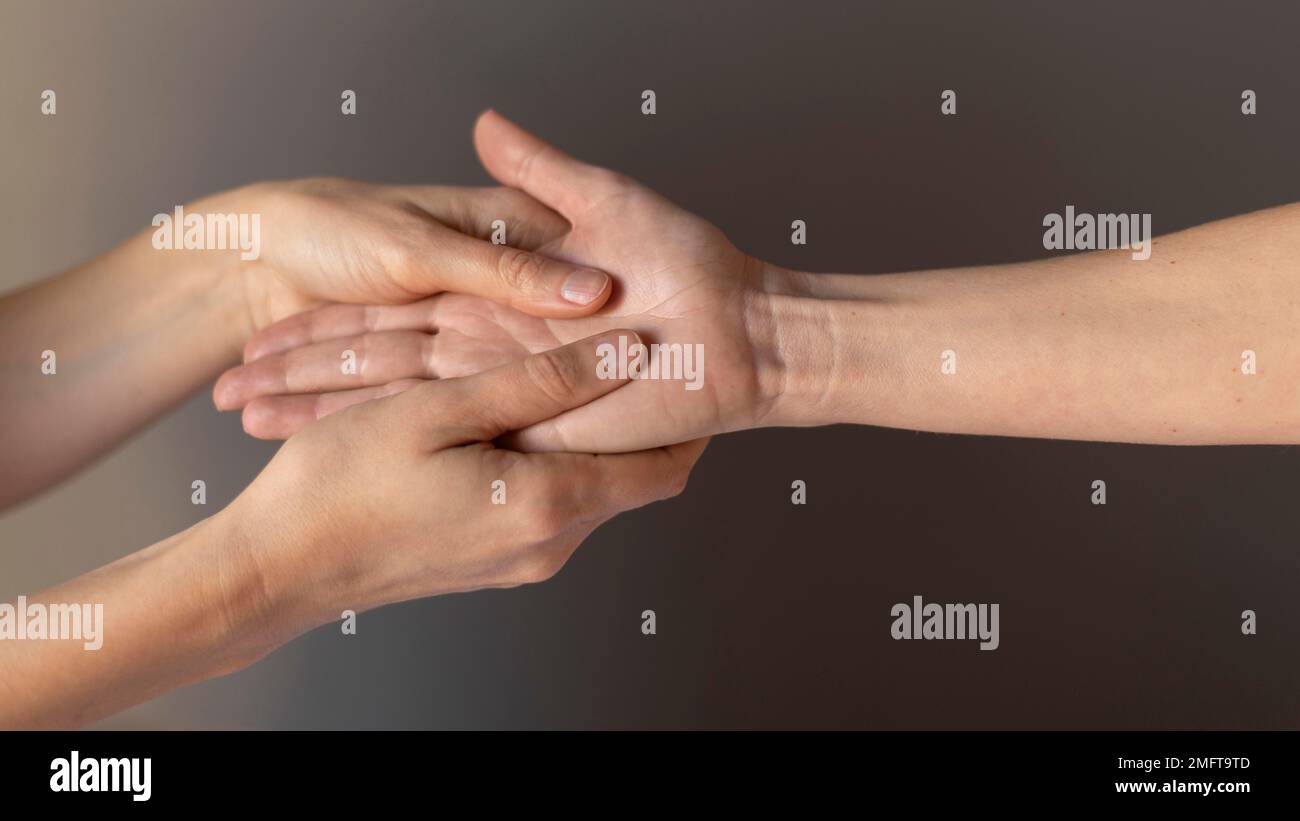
left=0, top=203, right=250, bottom=508
left=767, top=203, right=1300, bottom=444
left=0, top=515, right=265, bottom=727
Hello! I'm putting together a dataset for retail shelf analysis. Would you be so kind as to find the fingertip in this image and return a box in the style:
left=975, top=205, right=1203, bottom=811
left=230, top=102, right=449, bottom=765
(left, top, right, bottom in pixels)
left=497, top=421, right=562, bottom=454
left=503, top=260, right=613, bottom=318
left=240, top=401, right=267, bottom=438
left=578, top=326, right=641, bottom=392
left=241, top=400, right=287, bottom=440
left=212, top=371, right=241, bottom=411
left=597, top=327, right=641, bottom=346
left=560, top=268, right=611, bottom=308
left=473, top=109, right=544, bottom=193
left=515, top=268, right=612, bottom=318
left=474, top=107, right=499, bottom=130
left=474, top=108, right=515, bottom=138
left=473, top=109, right=508, bottom=164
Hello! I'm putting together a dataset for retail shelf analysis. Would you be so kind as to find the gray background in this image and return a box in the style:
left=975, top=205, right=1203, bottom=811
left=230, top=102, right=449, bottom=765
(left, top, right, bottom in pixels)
left=2, top=0, right=1298, bottom=728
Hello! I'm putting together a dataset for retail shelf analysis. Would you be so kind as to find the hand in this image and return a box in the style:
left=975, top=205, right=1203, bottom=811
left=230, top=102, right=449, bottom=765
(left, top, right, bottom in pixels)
left=214, top=112, right=791, bottom=452
left=216, top=330, right=705, bottom=649
left=216, top=177, right=617, bottom=331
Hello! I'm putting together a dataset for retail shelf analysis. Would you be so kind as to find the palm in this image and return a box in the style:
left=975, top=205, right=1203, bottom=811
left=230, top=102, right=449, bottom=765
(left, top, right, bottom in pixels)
left=430, top=189, right=764, bottom=452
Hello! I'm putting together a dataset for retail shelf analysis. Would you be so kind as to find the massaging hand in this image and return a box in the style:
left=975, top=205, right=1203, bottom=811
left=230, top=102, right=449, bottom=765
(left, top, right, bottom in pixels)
left=0, top=330, right=704, bottom=727
left=214, top=111, right=785, bottom=452
left=223, top=330, right=703, bottom=646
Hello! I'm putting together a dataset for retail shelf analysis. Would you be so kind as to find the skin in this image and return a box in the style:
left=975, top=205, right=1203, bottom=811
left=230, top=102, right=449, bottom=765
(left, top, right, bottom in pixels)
left=8, top=111, right=1300, bottom=727
left=218, top=111, right=783, bottom=450
left=0, top=177, right=614, bottom=508
left=0, top=173, right=696, bottom=728
left=221, top=111, right=1300, bottom=449
left=0, top=334, right=703, bottom=728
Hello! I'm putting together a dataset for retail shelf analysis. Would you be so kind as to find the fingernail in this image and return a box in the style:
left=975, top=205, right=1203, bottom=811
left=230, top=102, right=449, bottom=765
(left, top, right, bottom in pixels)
left=561, top=268, right=609, bottom=305
left=596, top=328, right=640, bottom=348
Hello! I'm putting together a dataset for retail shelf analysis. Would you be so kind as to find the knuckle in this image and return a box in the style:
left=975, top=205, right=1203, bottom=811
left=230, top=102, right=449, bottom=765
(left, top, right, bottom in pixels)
left=350, top=334, right=370, bottom=378
left=514, top=146, right=546, bottom=188
left=519, top=490, right=574, bottom=540
left=662, top=468, right=690, bottom=500
left=512, top=550, right=567, bottom=586
left=381, top=377, right=425, bottom=397
left=496, top=248, right=541, bottom=293
left=529, top=506, right=570, bottom=541
left=418, top=332, right=440, bottom=377
left=411, top=376, right=459, bottom=413
left=377, top=237, right=417, bottom=283
left=278, top=177, right=350, bottom=208
left=522, top=350, right=581, bottom=405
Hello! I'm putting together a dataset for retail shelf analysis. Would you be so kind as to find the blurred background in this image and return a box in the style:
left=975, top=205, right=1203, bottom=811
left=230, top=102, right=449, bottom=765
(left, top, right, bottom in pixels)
left=2, top=0, right=1298, bottom=728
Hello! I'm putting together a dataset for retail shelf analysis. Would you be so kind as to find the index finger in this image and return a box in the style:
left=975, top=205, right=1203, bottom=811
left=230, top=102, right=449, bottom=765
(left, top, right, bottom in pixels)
left=407, top=329, right=641, bottom=450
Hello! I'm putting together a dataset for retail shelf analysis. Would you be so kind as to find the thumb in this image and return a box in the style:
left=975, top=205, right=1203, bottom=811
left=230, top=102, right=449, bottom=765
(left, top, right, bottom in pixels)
left=415, top=329, right=640, bottom=450
left=416, top=227, right=613, bottom=315
left=473, top=109, right=628, bottom=222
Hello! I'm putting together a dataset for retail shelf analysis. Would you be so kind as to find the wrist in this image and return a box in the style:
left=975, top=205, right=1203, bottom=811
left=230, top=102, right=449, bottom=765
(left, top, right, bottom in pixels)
left=211, top=461, right=382, bottom=656
left=194, top=184, right=271, bottom=342
left=129, top=185, right=262, bottom=358
left=201, top=497, right=329, bottom=672
left=745, top=262, right=842, bottom=429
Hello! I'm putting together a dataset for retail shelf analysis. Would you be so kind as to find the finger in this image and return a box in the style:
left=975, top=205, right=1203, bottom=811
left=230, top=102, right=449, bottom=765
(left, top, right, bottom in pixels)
left=386, top=181, right=611, bottom=316
left=393, top=185, right=569, bottom=252
left=216, top=331, right=436, bottom=410
left=473, top=109, right=629, bottom=222
left=406, top=226, right=612, bottom=316
left=410, top=329, right=639, bottom=449
left=242, top=379, right=426, bottom=439
left=538, top=438, right=708, bottom=519
left=243, top=301, right=438, bottom=363
left=241, top=291, right=540, bottom=364
left=582, top=438, right=708, bottom=513
left=504, top=376, right=700, bottom=454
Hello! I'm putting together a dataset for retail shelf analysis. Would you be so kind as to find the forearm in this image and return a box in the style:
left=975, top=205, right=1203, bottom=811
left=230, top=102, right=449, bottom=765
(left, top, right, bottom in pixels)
left=762, top=202, right=1300, bottom=444
left=0, top=191, right=255, bottom=508
left=0, top=511, right=283, bottom=728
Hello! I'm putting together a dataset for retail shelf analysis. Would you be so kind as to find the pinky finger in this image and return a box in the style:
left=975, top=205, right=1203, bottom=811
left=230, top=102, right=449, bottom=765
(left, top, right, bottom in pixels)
left=242, top=379, right=427, bottom=439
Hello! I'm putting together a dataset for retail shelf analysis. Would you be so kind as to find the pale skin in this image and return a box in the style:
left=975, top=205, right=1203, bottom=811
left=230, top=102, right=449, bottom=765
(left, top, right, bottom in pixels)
left=221, top=111, right=1300, bottom=449
left=0, top=334, right=702, bottom=728
left=5, top=110, right=1299, bottom=727
left=0, top=176, right=618, bottom=509
left=0, top=173, right=698, bottom=727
